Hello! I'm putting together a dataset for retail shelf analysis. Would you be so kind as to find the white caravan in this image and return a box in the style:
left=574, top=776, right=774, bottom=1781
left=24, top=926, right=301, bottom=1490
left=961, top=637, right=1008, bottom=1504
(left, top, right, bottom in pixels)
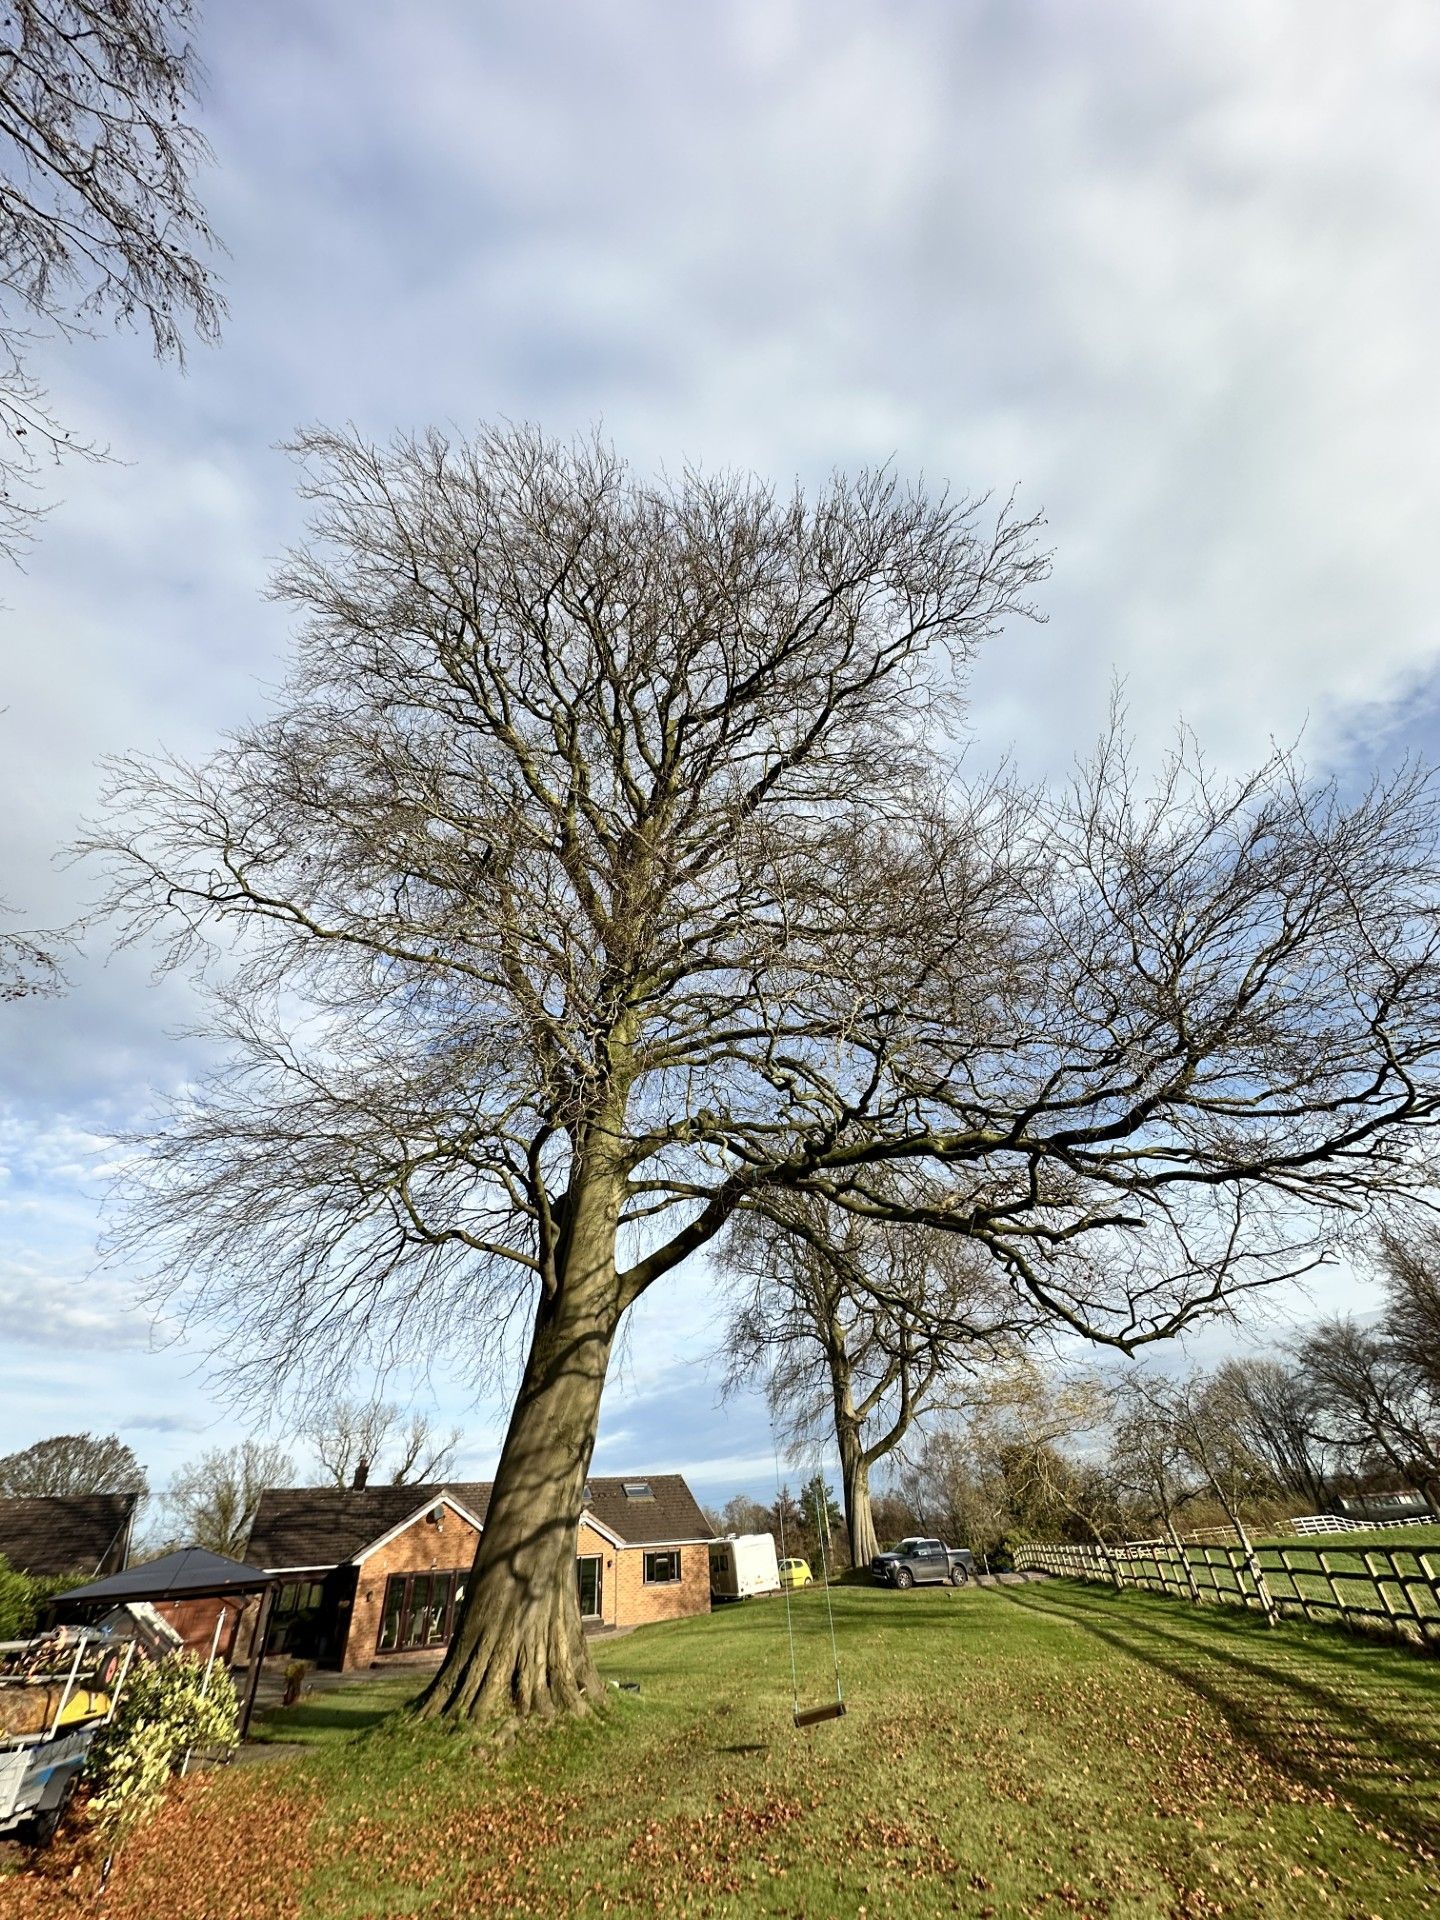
left=709, top=1533, right=781, bottom=1601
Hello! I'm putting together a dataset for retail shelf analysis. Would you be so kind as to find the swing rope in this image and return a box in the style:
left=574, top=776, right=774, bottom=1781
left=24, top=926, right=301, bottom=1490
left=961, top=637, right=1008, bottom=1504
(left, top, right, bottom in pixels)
left=771, top=1424, right=802, bottom=1717
left=810, top=1462, right=845, bottom=1712
left=771, top=1418, right=845, bottom=1729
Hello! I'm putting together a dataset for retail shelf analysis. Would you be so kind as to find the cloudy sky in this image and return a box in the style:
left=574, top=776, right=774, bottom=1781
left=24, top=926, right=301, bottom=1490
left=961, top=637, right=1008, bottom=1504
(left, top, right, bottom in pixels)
left=3, top=0, right=1439, bottom=1512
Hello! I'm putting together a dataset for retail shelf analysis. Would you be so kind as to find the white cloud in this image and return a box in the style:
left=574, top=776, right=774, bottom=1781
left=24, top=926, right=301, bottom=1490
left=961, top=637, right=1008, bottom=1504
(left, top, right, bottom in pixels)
left=0, top=1268, right=153, bottom=1352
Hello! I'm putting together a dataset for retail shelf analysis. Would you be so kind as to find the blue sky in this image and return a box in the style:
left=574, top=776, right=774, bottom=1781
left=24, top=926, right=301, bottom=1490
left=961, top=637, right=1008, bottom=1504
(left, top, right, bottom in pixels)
left=3, top=0, right=1439, bottom=1512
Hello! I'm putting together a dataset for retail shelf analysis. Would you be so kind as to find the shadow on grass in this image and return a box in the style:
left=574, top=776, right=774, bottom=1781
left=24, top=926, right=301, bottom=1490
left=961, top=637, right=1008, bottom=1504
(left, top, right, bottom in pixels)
left=1002, top=1583, right=1440, bottom=1851
left=252, top=1694, right=420, bottom=1744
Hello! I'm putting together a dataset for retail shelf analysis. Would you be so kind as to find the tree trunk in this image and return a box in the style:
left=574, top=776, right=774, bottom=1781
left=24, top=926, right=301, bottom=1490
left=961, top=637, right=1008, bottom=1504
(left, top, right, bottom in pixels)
left=1084, top=1520, right=1125, bottom=1590
left=839, top=1426, right=879, bottom=1569
left=416, top=1168, right=622, bottom=1725
left=1163, top=1510, right=1203, bottom=1604
left=1215, top=1491, right=1278, bottom=1626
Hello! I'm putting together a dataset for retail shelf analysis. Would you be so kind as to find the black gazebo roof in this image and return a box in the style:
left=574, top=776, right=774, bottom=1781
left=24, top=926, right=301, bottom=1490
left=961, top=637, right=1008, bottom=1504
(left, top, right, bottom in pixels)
left=63, top=1546, right=276, bottom=1604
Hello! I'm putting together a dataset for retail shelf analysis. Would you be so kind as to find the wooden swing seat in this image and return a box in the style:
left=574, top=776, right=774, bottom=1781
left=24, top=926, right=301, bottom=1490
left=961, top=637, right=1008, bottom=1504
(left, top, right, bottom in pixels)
left=793, top=1701, right=846, bottom=1729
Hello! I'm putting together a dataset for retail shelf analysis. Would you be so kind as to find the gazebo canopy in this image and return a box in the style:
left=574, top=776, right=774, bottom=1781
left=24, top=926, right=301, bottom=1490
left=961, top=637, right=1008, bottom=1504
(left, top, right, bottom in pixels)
left=62, top=1546, right=275, bottom=1604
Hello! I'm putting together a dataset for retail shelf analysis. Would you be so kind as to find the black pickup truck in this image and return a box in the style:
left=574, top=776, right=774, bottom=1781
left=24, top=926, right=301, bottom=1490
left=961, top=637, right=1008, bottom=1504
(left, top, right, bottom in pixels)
left=870, top=1537, right=974, bottom=1588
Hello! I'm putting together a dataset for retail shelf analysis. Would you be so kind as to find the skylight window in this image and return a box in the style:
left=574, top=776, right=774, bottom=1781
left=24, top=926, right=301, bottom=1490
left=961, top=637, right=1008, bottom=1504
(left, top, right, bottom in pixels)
left=622, top=1480, right=653, bottom=1500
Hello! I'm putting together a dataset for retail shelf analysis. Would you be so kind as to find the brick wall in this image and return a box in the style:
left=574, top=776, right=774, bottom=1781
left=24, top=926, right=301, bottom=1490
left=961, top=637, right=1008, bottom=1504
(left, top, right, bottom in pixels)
left=613, top=1542, right=711, bottom=1627
left=345, top=1508, right=482, bottom=1669
left=337, top=1511, right=708, bottom=1665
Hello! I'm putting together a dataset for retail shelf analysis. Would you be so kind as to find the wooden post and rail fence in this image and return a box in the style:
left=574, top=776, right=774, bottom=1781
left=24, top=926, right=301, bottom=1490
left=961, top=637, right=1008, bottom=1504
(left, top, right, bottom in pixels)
left=1012, top=1536, right=1440, bottom=1650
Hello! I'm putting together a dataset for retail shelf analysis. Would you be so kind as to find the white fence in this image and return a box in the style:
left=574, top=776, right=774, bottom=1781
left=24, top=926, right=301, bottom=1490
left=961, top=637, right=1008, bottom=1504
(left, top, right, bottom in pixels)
left=1291, top=1513, right=1434, bottom=1537
left=1013, top=1535, right=1440, bottom=1649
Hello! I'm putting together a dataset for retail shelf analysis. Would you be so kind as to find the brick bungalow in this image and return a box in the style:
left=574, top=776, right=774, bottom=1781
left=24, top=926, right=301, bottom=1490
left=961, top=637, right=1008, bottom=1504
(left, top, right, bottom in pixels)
left=246, top=1475, right=713, bottom=1669
left=0, top=1492, right=138, bottom=1580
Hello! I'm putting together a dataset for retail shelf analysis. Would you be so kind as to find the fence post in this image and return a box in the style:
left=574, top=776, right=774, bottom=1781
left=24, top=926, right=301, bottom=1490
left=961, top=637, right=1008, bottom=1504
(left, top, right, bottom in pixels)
left=1420, top=1556, right=1440, bottom=1646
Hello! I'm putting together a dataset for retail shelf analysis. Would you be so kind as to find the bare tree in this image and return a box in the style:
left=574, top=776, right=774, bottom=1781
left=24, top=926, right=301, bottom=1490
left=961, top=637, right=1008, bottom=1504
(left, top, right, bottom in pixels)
left=1207, top=1357, right=1334, bottom=1511
left=0, top=0, right=222, bottom=557
left=716, top=1492, right=772, bottom=1537
left=163, top=1438, right=291, bottom=1558
left=1293, top=1317, right=1440, bottom=1513
left=84, top=424, right=1440, bottom=1725
left=301, top=1396, right=460, bottom=1490
left=387, top=1410, right=461, bottom=1486
left=895, top=1427, right=1009, bottom=1567
left=1377, top=1225, right=1440, bottom=1402
left=720, top=1192, right=1023, bottom=1566
left=0, top=904, right=64, bottom=999
left=302, top=1396, right=393, bottom=1490
left=0, top=1431, right=146, bottom=1497
left=1109, top=1384, right=1202, bottom=1601
left=968, top=1365, right=1130, bottom=1584
left=1130, top=1371, right=1279, bottom=1623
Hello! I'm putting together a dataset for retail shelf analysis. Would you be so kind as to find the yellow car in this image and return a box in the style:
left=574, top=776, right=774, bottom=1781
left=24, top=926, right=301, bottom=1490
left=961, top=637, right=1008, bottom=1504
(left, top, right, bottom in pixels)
left=778, top=1557, right=814, bottom=1590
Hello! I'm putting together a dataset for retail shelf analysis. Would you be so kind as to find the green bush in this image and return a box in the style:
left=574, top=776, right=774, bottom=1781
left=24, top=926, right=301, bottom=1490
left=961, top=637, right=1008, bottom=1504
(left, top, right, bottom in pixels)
left=0, top=1554, right=81, bottom=1639
left=86, top=1653, right=239, bottom=1843
left=0, top=1554, right=27, bottom=1639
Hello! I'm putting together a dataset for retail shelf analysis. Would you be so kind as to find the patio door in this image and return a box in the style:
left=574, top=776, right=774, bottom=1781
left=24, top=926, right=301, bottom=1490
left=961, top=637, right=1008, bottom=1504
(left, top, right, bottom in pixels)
left=576, top=1554, right=603, bottom=1621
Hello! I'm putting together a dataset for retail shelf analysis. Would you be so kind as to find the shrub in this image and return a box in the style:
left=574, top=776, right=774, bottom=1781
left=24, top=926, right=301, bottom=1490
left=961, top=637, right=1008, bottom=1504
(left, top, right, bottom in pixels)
left=86, top=1653, right=239, bottom=1843
left=0, top=1554, right=82, bottom=1640
left=0, top=1554, right=28, bottom=1639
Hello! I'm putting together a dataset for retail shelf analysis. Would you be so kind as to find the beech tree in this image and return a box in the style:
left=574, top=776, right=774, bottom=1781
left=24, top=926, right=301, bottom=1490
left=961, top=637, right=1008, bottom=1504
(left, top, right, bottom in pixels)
left=0, top=0, right=222, bottom=557
left=86, top=424, right=1440, bottom=1725
left=720, top=1192, right=1025, bottom=1566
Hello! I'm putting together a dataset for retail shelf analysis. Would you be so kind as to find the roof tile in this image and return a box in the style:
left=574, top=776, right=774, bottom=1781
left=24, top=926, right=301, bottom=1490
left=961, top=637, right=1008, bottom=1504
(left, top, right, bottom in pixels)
left=0, top=1493, right=139, bottom=1578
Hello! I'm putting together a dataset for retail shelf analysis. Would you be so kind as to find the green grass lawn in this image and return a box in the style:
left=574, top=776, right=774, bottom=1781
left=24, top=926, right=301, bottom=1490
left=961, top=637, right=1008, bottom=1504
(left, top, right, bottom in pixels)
left=7, top=1583, right=1439, bottom=1920
left=1258, top=1524, right=1440, bottom=1551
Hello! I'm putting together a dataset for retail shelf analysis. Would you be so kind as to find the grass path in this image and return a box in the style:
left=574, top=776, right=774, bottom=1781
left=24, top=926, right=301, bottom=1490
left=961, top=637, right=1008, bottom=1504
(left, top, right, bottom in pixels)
left=4, top=1583, right=1437, bottom=1919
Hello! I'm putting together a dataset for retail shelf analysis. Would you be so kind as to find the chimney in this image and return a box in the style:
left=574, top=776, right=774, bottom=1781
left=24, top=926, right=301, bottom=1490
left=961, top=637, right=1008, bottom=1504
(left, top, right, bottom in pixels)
left=352, top=1457, right=370, bottom=1491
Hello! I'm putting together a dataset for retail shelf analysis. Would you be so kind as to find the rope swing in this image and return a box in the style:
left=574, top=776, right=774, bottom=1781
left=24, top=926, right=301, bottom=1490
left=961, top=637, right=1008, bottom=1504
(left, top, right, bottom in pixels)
left=772, top=1424, right=846, bottom=1730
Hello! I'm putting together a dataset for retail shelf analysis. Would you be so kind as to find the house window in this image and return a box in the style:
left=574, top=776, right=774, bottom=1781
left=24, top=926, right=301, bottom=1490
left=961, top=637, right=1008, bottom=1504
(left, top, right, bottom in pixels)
left=375, top=1568, right=468, bottom=1653
left=623, top=1480, right=653, bottom=1500
left=274, top=1578, right=325, bottom=1619
left=576, top=1554, right=603, bottom=1618
left=643, top=1549, right=681, bottom=1585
